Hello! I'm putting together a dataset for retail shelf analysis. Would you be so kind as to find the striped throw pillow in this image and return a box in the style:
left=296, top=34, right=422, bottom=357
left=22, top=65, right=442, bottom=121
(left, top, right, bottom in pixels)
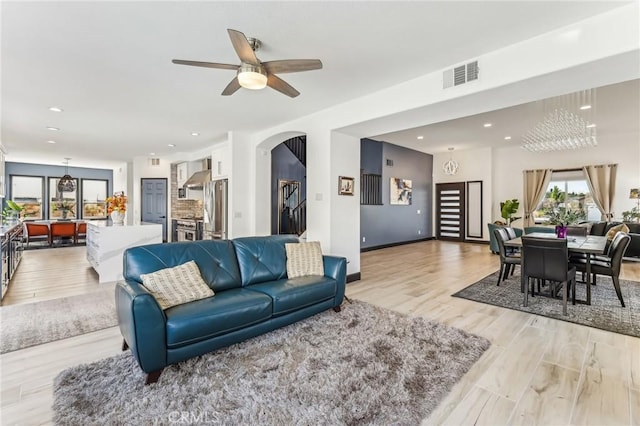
left=140, top=260, right=214, bottom=309
left=285, top=241, right=324, bottom=278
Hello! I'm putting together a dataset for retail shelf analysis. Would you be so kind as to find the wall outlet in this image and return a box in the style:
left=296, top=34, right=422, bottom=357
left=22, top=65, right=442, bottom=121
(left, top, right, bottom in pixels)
left=362, top=237, right=366, bottom=243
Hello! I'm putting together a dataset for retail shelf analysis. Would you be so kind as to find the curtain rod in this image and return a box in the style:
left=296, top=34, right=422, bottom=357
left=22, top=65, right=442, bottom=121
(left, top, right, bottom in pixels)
left=552, top=167, right=582, bottom=173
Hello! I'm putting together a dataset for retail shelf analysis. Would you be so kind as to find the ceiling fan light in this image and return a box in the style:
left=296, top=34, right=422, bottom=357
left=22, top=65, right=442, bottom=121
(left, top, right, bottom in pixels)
left=237, top=64, right=267, bottom=90
left=238, top=71, right=267, bottom=90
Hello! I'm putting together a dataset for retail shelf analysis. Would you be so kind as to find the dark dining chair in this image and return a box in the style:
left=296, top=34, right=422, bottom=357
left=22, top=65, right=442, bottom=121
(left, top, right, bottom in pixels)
left=566, top=226, right=588, bottom=237
left=493, top=228, right=521, bottom=286
left=522, top=236, right=576, bottom=315
left=570, top=232, right=630, bottom=307
left=50, top=222, right=77, bottom=246
left=25, top=222, right=51, bottom=247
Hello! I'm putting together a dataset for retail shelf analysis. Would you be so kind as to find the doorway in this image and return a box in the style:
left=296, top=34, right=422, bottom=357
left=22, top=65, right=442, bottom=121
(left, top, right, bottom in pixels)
left=141, top=178, right=168, bottom=242
left=435, top=182, right=465, bottom=242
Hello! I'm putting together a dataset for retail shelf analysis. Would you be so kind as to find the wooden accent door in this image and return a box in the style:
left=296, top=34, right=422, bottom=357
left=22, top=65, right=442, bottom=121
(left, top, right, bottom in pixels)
left=436, top=182, right=465, bottom=242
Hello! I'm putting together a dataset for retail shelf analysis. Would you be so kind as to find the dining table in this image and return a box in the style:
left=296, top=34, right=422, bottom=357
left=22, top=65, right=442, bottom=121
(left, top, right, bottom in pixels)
left=504, top=232, right=608, bottom=305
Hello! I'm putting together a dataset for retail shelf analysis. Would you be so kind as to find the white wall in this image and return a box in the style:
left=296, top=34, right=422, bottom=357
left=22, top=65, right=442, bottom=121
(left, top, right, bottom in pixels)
left=433, top=147, right=493, bottom=241
left=329, top=131, right=361, bottom=275
left=493, top=131, right=640, bottom=223
left=131, top=156, right=171, bottom=225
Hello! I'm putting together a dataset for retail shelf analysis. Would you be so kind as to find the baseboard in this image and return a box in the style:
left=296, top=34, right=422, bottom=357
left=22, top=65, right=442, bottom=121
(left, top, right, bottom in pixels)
left=346, top=272, right=361, bottom=283
left=464, top=239, right=489, bottom=245
left=360, top=237, right=435, bottom=252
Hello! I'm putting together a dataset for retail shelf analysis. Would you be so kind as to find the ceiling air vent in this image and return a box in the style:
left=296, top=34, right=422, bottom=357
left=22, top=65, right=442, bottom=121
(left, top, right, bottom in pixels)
left=443, top=60, right=479, bottom=88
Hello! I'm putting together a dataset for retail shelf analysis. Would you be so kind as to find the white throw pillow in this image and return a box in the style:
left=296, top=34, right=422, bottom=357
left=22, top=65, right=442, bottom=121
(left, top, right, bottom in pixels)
left=140, top=260, right=214, bottom=309
left=285, top=241, right=324, bottom=278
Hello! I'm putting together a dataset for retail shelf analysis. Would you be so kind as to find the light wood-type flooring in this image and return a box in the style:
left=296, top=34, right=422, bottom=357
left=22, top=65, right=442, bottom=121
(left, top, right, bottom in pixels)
left=1, top=242, right=639, bottom=425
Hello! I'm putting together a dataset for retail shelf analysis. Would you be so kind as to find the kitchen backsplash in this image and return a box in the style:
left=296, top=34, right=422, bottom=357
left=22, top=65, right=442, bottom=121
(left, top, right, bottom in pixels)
left=171, top=164, right=203, bottom=219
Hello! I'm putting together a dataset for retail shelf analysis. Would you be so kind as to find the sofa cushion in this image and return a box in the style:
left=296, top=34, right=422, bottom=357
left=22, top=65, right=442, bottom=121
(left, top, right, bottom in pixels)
left=124, top=240, right=242, bottom=292
left=233, top=235, right=300, bottom=286
left=165, top=288, right=273, bottom=349
left=285, top=241, right=324, bottom=278
left=606, top=223, right=629, bottom=240
left=247, top=276, right=337, bottom=316
left=141, top=260, right=214, bottom=309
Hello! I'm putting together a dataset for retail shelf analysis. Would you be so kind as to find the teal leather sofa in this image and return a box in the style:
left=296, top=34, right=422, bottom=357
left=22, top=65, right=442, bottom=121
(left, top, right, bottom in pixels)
left=115, top=235, right=347, bottom=384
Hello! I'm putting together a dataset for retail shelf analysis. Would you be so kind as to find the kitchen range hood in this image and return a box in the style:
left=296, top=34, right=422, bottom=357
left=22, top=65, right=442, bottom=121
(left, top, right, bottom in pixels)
left=183, top=158, right=211, bottom=188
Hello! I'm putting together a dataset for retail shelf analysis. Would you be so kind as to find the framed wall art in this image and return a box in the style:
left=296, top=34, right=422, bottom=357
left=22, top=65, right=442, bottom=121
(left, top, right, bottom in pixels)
left=339, top=176, right=354, bottom=196
left=390, top=177, right=412, bottom=205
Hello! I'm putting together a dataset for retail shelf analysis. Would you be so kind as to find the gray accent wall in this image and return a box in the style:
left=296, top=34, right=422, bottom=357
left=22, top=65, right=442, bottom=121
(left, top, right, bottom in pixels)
left=360, top=139, right=433, bottom=249
left=4, top=161, right=113, bottom=217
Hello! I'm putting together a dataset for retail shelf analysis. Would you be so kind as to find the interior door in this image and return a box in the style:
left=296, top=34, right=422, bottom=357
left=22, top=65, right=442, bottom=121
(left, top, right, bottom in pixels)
left=141, top=178, right=168, bottom=242
left=436, top=182, right=465, bottom=242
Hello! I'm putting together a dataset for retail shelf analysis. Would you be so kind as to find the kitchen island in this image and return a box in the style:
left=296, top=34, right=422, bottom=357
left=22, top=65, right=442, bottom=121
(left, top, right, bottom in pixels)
left=86, top=221, right=162, bottom=283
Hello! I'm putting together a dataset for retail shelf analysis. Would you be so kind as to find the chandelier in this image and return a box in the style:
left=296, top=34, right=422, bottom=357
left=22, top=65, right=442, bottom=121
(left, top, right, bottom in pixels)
left=442, top=147, right=459, bottom=175
left=58, top=158, right=76, bottom=192
left=521, top=89, right=597, bottom=152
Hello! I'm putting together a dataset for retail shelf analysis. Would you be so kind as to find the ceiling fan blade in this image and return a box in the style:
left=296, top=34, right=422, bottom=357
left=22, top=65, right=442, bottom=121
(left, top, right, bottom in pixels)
left=263, top=59, right=323, bottom=74
left=227, top=29, right=259, bottom=65
left=221, top=77, right=241, bottom=96
left=172, top=59, right=238, bottom=71
left=267, top=74, right=300, bottom=98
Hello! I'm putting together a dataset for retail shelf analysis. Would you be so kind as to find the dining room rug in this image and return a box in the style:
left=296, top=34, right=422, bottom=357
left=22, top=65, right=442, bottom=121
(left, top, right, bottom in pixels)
left=53, top=300, right=490, bottom=425
left=0, top=284, right=117, bottom=354
left=452, top=271, right=640, bottom=337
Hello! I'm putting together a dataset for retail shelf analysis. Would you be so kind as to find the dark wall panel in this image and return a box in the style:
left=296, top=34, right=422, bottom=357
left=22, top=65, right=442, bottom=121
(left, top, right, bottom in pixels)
left=360, top=140, right=433, bottom=249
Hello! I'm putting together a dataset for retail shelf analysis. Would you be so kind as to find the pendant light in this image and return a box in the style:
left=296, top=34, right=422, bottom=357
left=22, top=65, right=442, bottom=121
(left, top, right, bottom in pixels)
left=442, top=148, right=459, bottom=175
left=58, top=158, right=76, bottom=192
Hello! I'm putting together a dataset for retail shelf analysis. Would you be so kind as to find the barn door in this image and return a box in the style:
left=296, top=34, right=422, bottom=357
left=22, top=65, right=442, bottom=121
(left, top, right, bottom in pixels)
left=436, top=182, right=465, bottom=242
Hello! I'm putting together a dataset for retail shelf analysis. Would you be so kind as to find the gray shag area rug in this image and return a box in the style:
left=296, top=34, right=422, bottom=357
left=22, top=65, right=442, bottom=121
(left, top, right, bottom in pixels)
left=0, top=284, right=116, bottom=354
left=453, top=271, right=640, bottom=337
left=53, top=300, right=490, bottom=425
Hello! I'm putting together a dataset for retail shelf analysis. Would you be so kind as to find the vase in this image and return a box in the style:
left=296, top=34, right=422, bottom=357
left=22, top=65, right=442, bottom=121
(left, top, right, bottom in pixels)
left=111, top=211, right=125, bottom=225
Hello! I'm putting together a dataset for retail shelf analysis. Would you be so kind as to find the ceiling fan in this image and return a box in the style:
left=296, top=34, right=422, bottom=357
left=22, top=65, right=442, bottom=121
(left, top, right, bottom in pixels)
left=172, top=29, right=323, bottom=98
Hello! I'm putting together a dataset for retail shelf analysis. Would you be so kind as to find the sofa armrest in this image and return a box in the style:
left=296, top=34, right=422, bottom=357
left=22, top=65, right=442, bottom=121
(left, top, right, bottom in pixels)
left=323, top=255, right=347, bottom=307
left=626, top=232, right=640, bottom=258
left=115, top=280, right=167, bottom=373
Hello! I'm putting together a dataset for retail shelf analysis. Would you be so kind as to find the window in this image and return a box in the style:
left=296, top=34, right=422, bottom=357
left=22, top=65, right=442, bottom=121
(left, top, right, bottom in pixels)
left=49, top=177, right=78, bottom=220
left=534, top=170, right=600, bottom=224
left=81, top=179, right=108, bottom=219
left=10, top=175, right=45, bottom=220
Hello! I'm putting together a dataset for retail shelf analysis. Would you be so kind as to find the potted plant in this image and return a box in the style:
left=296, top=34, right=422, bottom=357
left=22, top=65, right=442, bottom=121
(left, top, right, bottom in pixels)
left=500, top=199, right=521, bottom=226
left=622, top=207, right=640, bottom=223
left=2, top=200, right=24, bottom=225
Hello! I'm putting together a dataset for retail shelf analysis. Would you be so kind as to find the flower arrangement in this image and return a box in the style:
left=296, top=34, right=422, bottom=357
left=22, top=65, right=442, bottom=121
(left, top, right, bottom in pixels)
left=106, top=192, right=127, bottom=214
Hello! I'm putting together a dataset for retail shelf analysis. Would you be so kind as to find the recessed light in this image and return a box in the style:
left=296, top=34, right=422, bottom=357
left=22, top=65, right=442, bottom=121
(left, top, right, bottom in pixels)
left=46, top=140, right=56, bottom=144
left=191, top=132, right=200, bottom=136
left=586, top=123, right=596, bottom=128
left=150, top=152, right=156, bottom=156
left=47, top=126, right=60, bottom=131
left=483, top=123, right=492, bottom=128
left=504, top=136, right=512, bottom=140
left=168, top=144, right=176, bottom=147
left=48, top=107, right=63, bottom=112
left=580, top=105, right=591, bottom=110
left=417, top=136, right=424, bottom=140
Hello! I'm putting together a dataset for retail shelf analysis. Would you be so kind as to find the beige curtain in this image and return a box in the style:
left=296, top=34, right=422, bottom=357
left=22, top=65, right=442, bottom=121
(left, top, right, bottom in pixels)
left=523, top=169, right=552, bottom=227
left=583, top=164, right=617, bottom=220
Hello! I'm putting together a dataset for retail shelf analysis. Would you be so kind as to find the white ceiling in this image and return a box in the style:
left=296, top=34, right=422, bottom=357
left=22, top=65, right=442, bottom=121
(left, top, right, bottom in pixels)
left=1, top=1, right=634, bottom=169
left=373, top=79, right=640, bottom=154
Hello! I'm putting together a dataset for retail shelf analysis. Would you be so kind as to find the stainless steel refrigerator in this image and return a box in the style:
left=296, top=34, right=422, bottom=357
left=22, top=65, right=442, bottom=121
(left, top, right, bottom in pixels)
left=203, top=179, right=228, bottom=240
